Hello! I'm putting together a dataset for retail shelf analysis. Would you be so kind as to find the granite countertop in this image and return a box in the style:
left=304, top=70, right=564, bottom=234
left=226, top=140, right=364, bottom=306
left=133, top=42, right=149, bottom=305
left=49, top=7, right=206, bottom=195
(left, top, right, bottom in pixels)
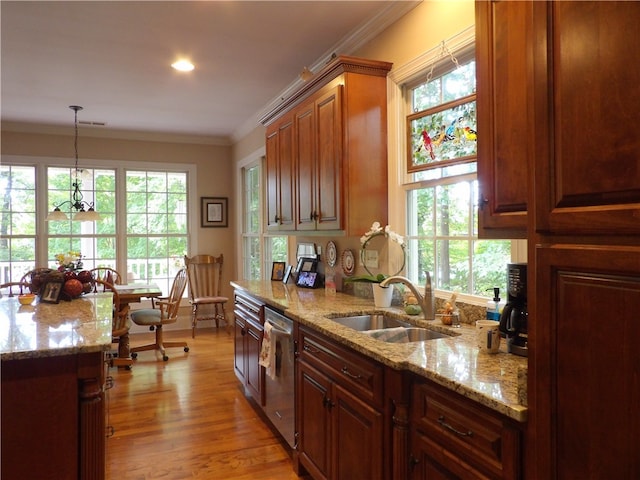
left=232, top=280, right=528, bottom=423
left=0, top=293, right=114, bottom=361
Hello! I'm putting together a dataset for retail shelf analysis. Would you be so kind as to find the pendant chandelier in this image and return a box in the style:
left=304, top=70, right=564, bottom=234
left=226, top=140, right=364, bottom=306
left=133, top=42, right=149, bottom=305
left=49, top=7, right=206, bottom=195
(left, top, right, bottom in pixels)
left=46, top=105, right=101, bottom=222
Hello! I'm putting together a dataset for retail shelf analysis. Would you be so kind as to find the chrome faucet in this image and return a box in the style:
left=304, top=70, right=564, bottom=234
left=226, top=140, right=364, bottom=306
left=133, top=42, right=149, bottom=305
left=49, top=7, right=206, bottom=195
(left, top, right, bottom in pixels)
left=380, top=273, right=435, bottom=320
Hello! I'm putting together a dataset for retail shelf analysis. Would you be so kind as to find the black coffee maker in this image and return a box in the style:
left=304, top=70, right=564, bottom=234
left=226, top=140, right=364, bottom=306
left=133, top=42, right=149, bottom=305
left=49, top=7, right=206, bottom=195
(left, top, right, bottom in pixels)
left=499, top=263, right=528, bottom=357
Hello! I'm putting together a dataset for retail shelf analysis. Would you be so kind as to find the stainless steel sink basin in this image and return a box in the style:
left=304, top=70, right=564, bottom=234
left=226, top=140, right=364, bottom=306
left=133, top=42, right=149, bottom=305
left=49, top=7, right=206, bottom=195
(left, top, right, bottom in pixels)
left=329, top=314, right=410, bottom=331
left=364, top=327, right=450, bottom=343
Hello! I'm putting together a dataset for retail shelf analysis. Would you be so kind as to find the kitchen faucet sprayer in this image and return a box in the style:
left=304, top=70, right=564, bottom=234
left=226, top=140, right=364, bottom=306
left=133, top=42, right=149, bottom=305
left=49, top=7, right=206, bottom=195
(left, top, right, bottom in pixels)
left=380, top=272, right=436, bottom=320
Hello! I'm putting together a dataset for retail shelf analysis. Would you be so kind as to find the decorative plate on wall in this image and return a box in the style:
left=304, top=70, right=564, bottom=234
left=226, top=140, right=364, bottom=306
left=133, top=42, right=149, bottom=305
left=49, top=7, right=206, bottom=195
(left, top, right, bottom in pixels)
left=341, top=249, right=355, bottom=277
left=326, top=241, right=337, bottom=267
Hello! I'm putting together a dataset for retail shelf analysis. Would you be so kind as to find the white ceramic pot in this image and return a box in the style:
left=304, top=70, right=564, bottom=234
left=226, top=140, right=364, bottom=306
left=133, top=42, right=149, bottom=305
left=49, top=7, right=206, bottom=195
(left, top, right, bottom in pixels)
left=372, top=284, right=393, bottom=308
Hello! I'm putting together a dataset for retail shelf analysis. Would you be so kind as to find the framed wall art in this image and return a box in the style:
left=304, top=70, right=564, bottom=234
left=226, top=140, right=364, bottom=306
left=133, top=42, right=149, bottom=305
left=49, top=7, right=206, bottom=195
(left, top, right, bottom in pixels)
left=201, top=197, right=228, bottom=228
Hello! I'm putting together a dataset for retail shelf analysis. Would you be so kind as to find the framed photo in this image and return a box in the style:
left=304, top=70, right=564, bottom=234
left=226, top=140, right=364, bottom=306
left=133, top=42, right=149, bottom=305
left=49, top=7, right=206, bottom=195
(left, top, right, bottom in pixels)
left=271, top=262, right=286, bottom=281
left=201, top=197, right=228, bottom=228
left=282, top=265, right=293, bottom=284
left=39, top=278, right=64, bottom=304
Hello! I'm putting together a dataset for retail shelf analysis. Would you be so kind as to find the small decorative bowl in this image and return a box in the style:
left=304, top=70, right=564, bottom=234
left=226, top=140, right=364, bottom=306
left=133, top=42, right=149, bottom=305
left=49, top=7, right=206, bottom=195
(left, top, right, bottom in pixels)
left=18, top=294, right=36, bottom=305
left=437, top=312, right=460, bottom=327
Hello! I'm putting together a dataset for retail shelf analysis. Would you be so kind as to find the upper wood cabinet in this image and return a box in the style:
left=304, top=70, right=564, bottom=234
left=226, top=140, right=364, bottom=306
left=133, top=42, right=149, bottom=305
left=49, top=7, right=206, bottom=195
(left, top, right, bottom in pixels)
left=265, top=115, right=295, bottom=231
left=475, top=0, right=532, bottom=239
left=261, top=56, right=392, bottom=235
left=532, top=1, right=640, bottom=236
left=295, top=86, right=342, bottom=231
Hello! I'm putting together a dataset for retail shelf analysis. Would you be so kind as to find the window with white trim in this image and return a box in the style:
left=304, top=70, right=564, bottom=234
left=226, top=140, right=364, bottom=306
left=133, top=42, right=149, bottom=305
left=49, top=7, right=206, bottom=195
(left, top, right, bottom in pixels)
left=0, top=160, right=190, bottom=297
left=404, top=49, right=510, bottom=297
left=241, top=160, right=287, bottom=281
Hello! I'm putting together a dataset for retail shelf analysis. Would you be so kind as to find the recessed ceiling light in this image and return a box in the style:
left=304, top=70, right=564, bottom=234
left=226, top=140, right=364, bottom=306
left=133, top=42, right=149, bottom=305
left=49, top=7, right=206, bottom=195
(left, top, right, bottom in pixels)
left=171, top=60, right=194, bottom=72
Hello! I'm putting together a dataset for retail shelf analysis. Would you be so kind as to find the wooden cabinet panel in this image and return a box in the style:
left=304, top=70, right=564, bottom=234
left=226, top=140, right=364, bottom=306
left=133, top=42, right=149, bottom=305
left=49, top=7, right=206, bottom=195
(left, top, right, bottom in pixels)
left=314, top=87, right=342, bottom=231
left=297, top=361, right=332, bottom=480
left=299, top=325, right=383, bottom=407
left=1, top=352, right=106, bottom=480
left=332, top=384, right=384, bottom=480
left=266, top=117, right=295, bottom=231
left=296, top=325, right=386, bottom=480
left=532, top=1, right=640, bottom=235
left=410, top=380, right=521, bottom=480
left=476, top=0, right=531, bottom=238
left=233, top=293, right=264, bottom=404
left=233, top=314, right=246, bottom=383
left=295, top=101, right=316, bottom=230
left=532, top=244, right=640, bottom=479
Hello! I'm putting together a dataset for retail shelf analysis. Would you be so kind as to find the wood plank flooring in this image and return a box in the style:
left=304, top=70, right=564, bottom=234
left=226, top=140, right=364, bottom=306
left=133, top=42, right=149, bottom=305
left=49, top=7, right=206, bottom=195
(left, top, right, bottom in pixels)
left=106, top=328, right=303, bottom=479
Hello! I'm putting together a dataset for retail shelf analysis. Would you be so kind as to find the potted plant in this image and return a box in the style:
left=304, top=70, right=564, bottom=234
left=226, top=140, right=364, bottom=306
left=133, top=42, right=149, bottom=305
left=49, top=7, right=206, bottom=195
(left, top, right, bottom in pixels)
left=345, top=222, right=406, bottom=307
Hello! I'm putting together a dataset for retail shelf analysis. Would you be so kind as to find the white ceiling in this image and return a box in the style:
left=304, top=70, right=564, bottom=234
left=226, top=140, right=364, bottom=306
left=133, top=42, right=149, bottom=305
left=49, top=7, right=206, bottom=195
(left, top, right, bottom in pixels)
left=1, top=1, right=417, bottom=144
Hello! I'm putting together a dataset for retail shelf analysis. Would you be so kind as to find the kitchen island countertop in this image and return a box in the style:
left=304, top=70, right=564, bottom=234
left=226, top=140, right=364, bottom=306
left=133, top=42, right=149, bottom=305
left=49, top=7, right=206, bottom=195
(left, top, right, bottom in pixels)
left=0, top=293, right=113, bottom=361
left=231, top=280, right=528, bottom=422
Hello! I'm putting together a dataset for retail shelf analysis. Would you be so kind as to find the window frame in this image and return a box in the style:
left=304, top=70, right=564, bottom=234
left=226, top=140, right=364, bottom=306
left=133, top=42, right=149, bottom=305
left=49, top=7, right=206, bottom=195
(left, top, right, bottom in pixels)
left=0, top=155, right=198, bottom=294
left=387, top=26, right=524, bottom=306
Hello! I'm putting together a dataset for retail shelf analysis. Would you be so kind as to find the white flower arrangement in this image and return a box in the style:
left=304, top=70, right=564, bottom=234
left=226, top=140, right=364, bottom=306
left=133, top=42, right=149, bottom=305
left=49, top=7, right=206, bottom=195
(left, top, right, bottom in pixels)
left=347, top=222, right=406, bottom=283
left=360, top=221, right=405, bottom=248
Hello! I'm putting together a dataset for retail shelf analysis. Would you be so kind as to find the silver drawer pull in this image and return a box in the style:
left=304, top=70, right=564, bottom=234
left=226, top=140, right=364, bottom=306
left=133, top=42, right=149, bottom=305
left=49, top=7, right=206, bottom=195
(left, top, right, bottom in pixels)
left=341, top=366, right=363, bottom=380
left=437, top=415, right=473, bottom=437
left=303, top=344, right=320, bottom=354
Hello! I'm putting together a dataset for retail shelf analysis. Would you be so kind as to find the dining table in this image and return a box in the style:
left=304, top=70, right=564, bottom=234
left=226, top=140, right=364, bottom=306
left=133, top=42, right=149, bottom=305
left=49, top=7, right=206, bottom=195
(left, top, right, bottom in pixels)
left=112, top=282, right=163, bottom=363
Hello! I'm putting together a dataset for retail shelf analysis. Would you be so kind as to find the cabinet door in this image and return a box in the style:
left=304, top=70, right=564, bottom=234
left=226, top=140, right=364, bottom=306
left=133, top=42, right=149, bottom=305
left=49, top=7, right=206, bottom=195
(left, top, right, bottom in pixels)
left=475, top=0, right=531, bottom=238
left=314, top=86, right=342, bottom=231
left=533, top=244, right=640, bottom=479
left=532, top=1, right=640, bottom=235
left=332, top=383, right=384, bottom=480
left=233, top=315, right=246, bottom=383
left=245, top=319, right=264, bottom=405
left=295, top=101, right=316, bottom=231
left=266, top=117, right=295, bottom=231
left=297, top=361, right=332, bottom=480
left=409, top=430, right=487, bottom=480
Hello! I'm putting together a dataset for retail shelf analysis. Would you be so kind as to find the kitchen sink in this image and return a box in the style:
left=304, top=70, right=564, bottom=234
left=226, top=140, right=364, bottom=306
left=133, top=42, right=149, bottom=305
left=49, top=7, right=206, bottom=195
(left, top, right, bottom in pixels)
left=364, top=327, right=450, bottom=343
left=328, top=314, right=411, bottom=331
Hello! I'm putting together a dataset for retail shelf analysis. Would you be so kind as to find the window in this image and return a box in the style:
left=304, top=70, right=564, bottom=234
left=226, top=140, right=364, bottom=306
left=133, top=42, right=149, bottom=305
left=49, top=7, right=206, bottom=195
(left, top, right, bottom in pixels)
left=241, top=159, right=287, bottom=281
left=403, top=49, right=511, bottom=297
left=0, top=159, right=191, bottom=297
left=0, top=165, right=36, bottom=283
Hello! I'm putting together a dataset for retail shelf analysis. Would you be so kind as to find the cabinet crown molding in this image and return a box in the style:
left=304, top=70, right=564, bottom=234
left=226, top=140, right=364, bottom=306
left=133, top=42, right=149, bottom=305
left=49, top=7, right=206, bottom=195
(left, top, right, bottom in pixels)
left=260, top=55, right=392, bottom=126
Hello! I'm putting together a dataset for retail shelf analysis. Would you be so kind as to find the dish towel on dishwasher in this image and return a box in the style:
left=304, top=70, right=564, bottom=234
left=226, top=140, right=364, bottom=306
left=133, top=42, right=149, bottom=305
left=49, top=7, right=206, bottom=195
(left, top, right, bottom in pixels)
left=364, top=327, right=409, bottom=343
left=259, top=321, right=276, bottom=380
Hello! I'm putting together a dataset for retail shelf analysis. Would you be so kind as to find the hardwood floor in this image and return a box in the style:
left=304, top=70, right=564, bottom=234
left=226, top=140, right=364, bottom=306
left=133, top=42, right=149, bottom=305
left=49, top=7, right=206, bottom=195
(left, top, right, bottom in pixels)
left=106, top=328, right=303, bottom=479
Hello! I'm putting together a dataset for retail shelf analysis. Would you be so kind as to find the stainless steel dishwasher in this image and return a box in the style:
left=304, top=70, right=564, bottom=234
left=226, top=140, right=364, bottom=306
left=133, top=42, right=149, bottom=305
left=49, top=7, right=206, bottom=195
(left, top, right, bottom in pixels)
left=263, top=306, right=295, bottom=448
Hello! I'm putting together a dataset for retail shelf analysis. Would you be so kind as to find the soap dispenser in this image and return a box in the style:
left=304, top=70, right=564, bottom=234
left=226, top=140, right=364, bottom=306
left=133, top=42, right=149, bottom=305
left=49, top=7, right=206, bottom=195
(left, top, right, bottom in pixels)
left=486, top=287, right=503, bottom=321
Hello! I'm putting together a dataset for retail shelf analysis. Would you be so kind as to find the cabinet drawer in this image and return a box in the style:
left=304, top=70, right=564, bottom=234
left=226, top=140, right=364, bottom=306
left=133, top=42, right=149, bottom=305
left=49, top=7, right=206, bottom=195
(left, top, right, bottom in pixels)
left=411, top=381, right=521, bottom=479
left=234, top=293, right=263, bottom=325
left=299, top=326, right=383, bottom=406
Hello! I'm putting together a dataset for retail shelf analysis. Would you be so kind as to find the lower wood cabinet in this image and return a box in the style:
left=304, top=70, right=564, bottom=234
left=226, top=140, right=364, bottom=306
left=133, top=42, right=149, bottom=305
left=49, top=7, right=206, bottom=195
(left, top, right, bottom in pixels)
left=409, top=380, right=522, bottom=480
left=296, top=325, right=386, bottom=480
left=1, top=351, right=107, bottom=480
left=233, top=292, right=265, bottom=404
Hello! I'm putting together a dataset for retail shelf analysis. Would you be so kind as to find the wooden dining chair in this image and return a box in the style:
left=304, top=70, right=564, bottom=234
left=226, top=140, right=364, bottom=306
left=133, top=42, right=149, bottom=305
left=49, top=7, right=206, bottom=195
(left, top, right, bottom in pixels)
left=184, top=254, right=229, bottom=338
left=130, top=268, right=189, bottom=362
left=94, top=279, right=133, bottom=369
left=89, top=267, right=122, bottom=285
left=0, top=282, right=32, bottom=297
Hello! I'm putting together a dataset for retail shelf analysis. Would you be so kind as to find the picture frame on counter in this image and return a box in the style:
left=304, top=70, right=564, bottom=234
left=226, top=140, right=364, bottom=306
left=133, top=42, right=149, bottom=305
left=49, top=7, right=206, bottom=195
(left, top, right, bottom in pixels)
left=201, top=197, right=228, bottom=228
left=39, top=278, right=64, bottom=304
left=282, top=265, right=293, bottom=284
left=271, top=262, right=286, bottom=281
